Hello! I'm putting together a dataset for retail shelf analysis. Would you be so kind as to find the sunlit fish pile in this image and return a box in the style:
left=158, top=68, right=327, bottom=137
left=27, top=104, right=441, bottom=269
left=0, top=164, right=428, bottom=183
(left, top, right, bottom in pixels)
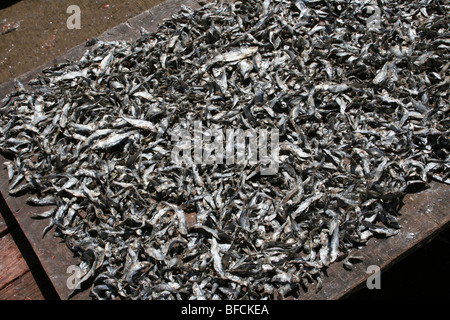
left=0, top=0, right=449, bottom=299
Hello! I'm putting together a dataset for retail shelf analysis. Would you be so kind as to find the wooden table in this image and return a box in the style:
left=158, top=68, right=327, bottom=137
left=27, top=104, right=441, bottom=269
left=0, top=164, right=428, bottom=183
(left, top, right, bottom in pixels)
left=0, top=0, right=449, bottom=300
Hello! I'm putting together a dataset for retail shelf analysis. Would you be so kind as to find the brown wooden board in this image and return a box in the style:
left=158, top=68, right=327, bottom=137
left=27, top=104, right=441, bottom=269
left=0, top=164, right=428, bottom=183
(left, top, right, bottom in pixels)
left=0, top=0, right=448, bottom=301
left=0, top=211, right=6, bottom=235
left=0, top=219, right=60, bottom=300
left=0, top=0, right=214, bottom=95
left=0, top=0, right=169, bottom=85
left=0, top=0, right=233, bottom=300
left=0, top=233, right=30, bottom=291
left=0, top=271, right=44, bottom=300
left=300, top=181, right=450, bottom=299
left=0, top=155, right=85, bottom=299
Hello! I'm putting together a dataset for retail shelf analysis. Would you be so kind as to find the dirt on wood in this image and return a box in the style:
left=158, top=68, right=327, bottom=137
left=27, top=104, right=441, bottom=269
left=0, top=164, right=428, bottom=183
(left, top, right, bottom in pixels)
left=0, top=0, right=166, bottom=85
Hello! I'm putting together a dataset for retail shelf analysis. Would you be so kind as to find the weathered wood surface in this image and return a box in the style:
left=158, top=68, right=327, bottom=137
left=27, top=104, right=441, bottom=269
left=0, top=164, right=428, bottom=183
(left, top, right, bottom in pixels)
left=0, top=270, right=44, bottom=300
left=300, top=181, right=450, bottom=300
left=0, top=0, right=172, bottom=84
left=0, top=155, right=84, bottom=300
left=0, top=229, right=45, bottom=300
left=0, top=208, right=60, bottom=300
left=0, top=0, right=213, bottom=95
left=0, top=0, right=448, bottom=300
left=0, top=0, right=232, bottom=300
left=0, top=212, right=6, bottom=235
left=0, top=234, right=30, bottom=290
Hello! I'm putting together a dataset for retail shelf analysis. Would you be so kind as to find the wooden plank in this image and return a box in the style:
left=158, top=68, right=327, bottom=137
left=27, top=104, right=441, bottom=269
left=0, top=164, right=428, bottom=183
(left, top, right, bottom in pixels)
left=300, top=181, right=450, bottom=300
left=0, top=0, right=447, bottom=300
left=0, top=233, right=29, bottom=291
left=0, top=0, right=213, bottom=94
left=1, top=185, right=18, bottom=236
left=0, top=0, right=170, bottom=85
left=0, top=155, right=83, bottom=300
left=0, top=0, right=233, bottom=300
left=0, top=212, right=6, bottom=235
left=0, top=271, right=44, bottom=300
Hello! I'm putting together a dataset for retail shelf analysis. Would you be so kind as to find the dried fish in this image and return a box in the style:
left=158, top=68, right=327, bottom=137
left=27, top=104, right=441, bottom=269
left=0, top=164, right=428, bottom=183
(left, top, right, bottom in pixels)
left=0, top=0, right=448, bottom=300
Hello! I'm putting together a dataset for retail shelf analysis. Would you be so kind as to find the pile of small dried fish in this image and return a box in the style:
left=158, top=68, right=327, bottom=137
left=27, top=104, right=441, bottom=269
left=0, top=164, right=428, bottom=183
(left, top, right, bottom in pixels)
left=0, top=0, right=449, bottom=299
